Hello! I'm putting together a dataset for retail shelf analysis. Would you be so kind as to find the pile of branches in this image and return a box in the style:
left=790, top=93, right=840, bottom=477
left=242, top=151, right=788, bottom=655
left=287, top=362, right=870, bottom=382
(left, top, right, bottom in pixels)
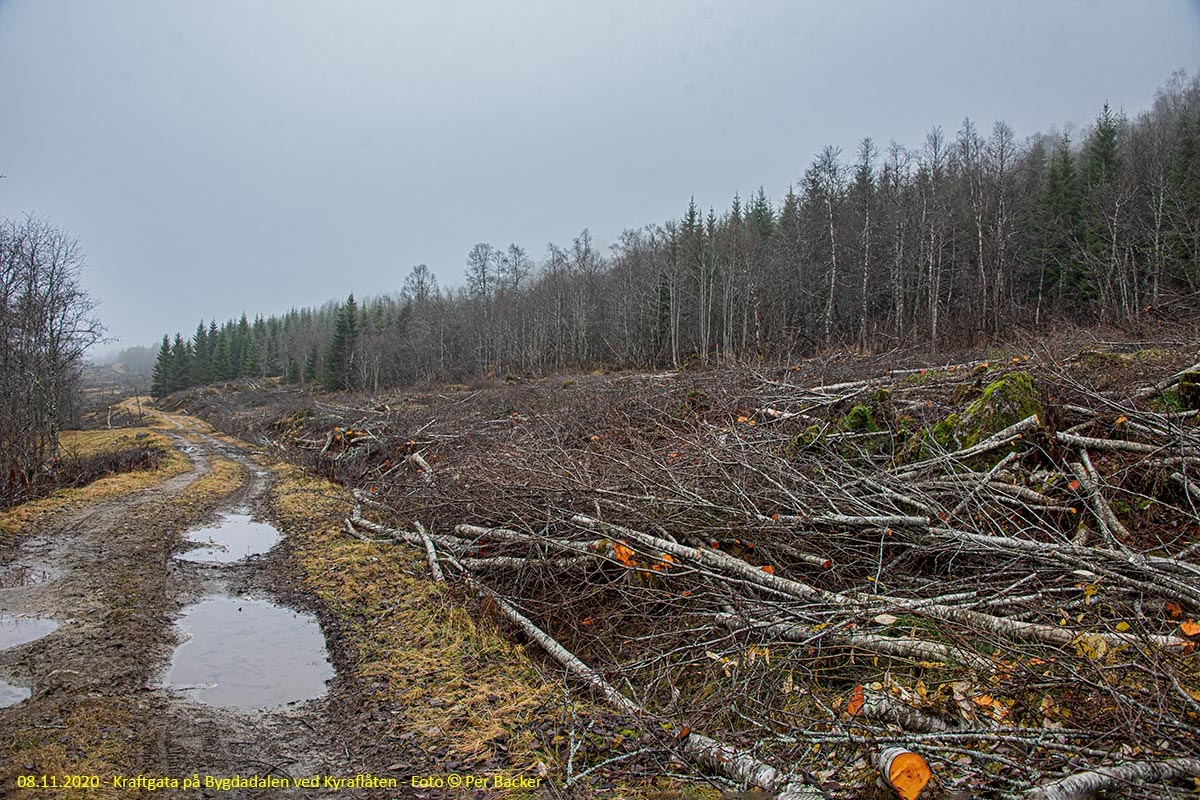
left=192, top=347, right=1200, bottom=798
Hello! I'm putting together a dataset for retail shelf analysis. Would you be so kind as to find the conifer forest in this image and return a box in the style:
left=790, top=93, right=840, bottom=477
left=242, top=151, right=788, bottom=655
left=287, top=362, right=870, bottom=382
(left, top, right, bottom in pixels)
left=153, top=74, right=1200, bottom=397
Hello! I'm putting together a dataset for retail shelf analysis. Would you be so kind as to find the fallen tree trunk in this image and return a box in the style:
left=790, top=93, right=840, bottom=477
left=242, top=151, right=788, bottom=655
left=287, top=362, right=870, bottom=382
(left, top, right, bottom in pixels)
left=716, top=611, right=993, bottom=671
left=415, top=521, right=444, bottom=582
left=1027, top=757, right=1200, bottom=800
left=573, top=514, right=1187, bottom=652
left=1057, top=432, right=1158, bottom=455
left=848, top=686, right=952, bottom=733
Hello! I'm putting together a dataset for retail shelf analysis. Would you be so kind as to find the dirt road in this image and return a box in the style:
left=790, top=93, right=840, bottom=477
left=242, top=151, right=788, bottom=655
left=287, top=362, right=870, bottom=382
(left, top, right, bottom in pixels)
left=0, top=415, right=427, bottom=798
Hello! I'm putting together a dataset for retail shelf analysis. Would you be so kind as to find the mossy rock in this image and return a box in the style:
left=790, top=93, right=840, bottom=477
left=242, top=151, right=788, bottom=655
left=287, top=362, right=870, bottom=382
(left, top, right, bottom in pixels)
left=930, top=413, right=962, bottom=450
left=957, top=372, right=1044, bottom=448
left=919, top=372, right=1044, bottom=458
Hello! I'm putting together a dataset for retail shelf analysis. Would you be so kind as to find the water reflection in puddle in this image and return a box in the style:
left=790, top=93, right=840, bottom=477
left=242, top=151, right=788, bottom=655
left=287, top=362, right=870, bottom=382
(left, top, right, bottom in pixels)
left=0, top=561, right=57, bottom=588
left=176, top=514, right=280, bottom=563
left=165, top=596, right=333, bottom=710
left=0, top=678, right=31, bottom=708
left=0, top=614, right=59, bottom=650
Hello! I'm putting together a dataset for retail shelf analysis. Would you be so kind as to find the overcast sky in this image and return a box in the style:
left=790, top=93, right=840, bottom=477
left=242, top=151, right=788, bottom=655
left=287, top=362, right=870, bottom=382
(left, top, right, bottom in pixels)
left=1, top=1, right=1197, bottom=354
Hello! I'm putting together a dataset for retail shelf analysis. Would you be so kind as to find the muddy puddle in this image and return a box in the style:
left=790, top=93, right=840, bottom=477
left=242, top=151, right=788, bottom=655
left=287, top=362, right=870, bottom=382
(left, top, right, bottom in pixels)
left=0, top=561, right=57, bottom=588
left=164, top=595, right=333, bottom=710
left=176, top=512, right=280, bottom=563
left=0, top=678, right=31, bottom=708
left=0, top=614, right=59, bottom=650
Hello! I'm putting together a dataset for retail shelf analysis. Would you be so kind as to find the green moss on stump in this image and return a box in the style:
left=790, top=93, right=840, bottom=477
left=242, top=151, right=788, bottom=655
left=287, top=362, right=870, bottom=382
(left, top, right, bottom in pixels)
left=958, top=372, right=1044, bottom=448
left=838, top=404, right=878, bottom=432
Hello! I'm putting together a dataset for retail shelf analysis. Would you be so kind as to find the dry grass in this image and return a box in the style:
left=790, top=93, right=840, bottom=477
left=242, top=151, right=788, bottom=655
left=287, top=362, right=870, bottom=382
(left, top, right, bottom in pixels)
left=269, top=464, right=555, bottom=770
left=173, top=456, right=245, bottom=509
left=0, top=429, right=189, bottom=542
left=4, top=698, right=154, bottom=800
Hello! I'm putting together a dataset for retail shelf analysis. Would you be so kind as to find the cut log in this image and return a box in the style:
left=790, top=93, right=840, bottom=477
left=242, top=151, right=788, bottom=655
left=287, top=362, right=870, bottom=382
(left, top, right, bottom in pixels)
left=717, top=611, right=992, bottom=671
left=1132, top=359, right=1200, bottom=399
left=407, top=451, right=434, bottom=474
left=1069, top=456, right=1132, bottom=546
left=878, top=747, right=932, bottom=800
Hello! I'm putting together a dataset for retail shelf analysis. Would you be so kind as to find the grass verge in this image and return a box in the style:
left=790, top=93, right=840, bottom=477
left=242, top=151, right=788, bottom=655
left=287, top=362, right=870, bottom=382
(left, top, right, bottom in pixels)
left=268, top=462, right=555, bottom=775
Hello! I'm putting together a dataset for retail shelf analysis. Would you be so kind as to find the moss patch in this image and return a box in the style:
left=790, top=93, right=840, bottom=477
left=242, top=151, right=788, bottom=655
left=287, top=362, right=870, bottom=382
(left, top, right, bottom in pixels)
left=838, top=404, right=878, bottom=433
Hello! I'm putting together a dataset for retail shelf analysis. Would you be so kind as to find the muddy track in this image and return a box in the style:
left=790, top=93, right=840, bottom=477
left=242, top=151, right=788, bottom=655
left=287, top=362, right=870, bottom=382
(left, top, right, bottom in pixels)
left=0, top=418, right=417, bottom=798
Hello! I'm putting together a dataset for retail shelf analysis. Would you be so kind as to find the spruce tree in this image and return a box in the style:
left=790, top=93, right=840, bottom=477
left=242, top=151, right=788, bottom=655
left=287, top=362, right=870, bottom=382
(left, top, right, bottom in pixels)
left=1036, top=135, right=1083, bottom=303
left=1168, top=111, right=1200, bottom=273
left=230, top=314, right=251, bottom=378
left=150, top=335, right=171, bottom=398
left=304, top=343, right=320, bottom=385
left=211, top=331, right=233, bottom=382
left=240, top=333, right=259, bottom=378
left=169, top=334, right=190, bottom=392
left=190, top=321, right=210, bottom=385
left=323, top=294, right=360, bottom=391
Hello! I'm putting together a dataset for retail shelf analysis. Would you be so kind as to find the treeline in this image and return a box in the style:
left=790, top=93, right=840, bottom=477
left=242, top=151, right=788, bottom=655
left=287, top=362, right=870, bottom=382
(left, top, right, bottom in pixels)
left=1, top=216, right=104, bottom=502
left=153, top=72, right=1200, bottom=396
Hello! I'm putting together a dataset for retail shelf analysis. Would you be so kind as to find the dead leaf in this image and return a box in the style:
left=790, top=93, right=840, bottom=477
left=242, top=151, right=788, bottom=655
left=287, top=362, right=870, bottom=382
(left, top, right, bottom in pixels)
left=847, top=685, right=864, bottom=716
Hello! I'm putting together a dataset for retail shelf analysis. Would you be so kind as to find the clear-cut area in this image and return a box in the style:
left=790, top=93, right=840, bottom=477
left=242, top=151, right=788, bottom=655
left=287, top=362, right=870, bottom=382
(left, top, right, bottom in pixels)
left=175, top=513, right=280, bottom=563
left=164, top=595, right=333, bottom=710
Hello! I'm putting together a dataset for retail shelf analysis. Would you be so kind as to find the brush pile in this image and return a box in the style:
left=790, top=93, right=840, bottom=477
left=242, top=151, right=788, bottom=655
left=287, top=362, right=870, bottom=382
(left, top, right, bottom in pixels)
left=176, top=343, right=1200, bottom=798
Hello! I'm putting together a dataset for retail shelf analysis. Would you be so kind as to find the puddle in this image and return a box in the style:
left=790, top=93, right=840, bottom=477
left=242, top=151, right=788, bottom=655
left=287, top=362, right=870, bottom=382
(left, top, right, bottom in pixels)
left=165, top=596, right=333, bottom=710
left=0, top=614, right=59, bottom=650
left=0, top=561, right=57, bottom=588
left=0, top=678, right=31, bottom=708
left=176, top=513, right=280, bottom=563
